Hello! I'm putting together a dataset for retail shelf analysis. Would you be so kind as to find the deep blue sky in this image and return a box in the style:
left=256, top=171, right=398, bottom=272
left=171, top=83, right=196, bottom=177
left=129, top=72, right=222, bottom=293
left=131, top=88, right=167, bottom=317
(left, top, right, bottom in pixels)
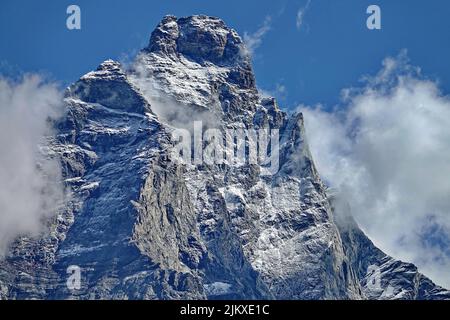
left=1, top=0, right=450, bottom=109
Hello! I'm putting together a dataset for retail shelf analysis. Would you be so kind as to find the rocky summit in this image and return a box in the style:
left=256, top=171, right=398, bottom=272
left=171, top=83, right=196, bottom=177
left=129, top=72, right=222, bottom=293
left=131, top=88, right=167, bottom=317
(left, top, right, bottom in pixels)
left=0, top=15, right=449, bottom=300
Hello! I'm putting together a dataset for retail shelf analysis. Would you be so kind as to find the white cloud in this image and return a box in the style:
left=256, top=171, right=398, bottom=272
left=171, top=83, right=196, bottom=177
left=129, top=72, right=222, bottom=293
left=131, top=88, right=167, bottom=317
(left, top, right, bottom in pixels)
left=259, top=83, right=287, bottom=101
left=275, top=83, right=287, bottom=98
left=296, top=0, right=311, bottom=31
left=0, top=75, right=65, bottom=255
left=243, top=16, right=272, bottom=56
left=300, top=51, right=450, bottom=288
left=129, top=57, right=221, bottom=137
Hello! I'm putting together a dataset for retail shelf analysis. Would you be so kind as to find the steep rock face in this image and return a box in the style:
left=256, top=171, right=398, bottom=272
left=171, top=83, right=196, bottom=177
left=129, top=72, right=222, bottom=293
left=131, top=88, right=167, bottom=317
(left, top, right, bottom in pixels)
left=129, top=15, right=363, bottom=299
left=0, top=15, right=448, bottom=300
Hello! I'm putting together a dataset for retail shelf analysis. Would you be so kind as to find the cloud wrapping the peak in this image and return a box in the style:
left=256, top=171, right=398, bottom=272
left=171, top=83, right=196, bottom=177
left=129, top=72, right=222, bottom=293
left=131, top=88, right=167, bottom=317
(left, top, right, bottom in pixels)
left=0, top=75, right=65, bottom=255
left=300, top=51, right=450, bottom=288
left=243, top=16, right=272, bottom=56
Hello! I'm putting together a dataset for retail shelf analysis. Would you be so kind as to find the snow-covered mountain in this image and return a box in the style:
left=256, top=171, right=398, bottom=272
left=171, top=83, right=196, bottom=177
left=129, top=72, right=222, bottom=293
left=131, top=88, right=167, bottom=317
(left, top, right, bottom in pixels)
left=0, top=15, right=448, bottom=300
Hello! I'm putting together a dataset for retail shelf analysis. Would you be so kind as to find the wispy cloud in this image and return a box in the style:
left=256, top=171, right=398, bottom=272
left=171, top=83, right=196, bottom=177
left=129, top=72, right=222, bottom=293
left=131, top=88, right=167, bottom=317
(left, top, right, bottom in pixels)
left=0, top=75, right=65, bottom=255
left=296, top=0, right=311, bottom=31
left=243, top=16, right=272, bottom=56
left=259, top=82, right=288, bottom=101
left=300, top=51, right=450, bottom=288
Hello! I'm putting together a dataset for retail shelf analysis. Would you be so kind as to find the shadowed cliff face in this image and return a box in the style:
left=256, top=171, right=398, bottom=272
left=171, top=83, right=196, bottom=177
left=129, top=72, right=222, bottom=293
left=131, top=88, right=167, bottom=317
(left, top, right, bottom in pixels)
left=0, top=15, right=448, bottom=300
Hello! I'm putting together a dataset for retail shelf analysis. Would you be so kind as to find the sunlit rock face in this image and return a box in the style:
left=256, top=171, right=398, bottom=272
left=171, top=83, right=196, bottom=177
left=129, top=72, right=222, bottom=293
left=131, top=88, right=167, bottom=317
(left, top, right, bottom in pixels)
left=0, top=15, right=448, bottom=300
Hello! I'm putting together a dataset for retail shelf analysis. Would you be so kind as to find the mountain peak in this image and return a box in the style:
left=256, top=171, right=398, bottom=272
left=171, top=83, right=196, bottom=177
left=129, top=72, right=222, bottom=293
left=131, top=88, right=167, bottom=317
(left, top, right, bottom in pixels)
left=3, top=14, right=448, bottom=301
left=147, top=15, right=248, bottom=65
left=133, top=15, right=257, bottom=115
left=80, top=59, right=126, bottom=82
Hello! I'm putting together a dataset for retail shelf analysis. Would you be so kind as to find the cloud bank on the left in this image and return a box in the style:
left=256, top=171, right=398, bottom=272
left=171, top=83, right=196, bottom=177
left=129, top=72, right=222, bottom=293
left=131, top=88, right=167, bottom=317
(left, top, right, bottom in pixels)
left=0, top=75, right=66, bottom=255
